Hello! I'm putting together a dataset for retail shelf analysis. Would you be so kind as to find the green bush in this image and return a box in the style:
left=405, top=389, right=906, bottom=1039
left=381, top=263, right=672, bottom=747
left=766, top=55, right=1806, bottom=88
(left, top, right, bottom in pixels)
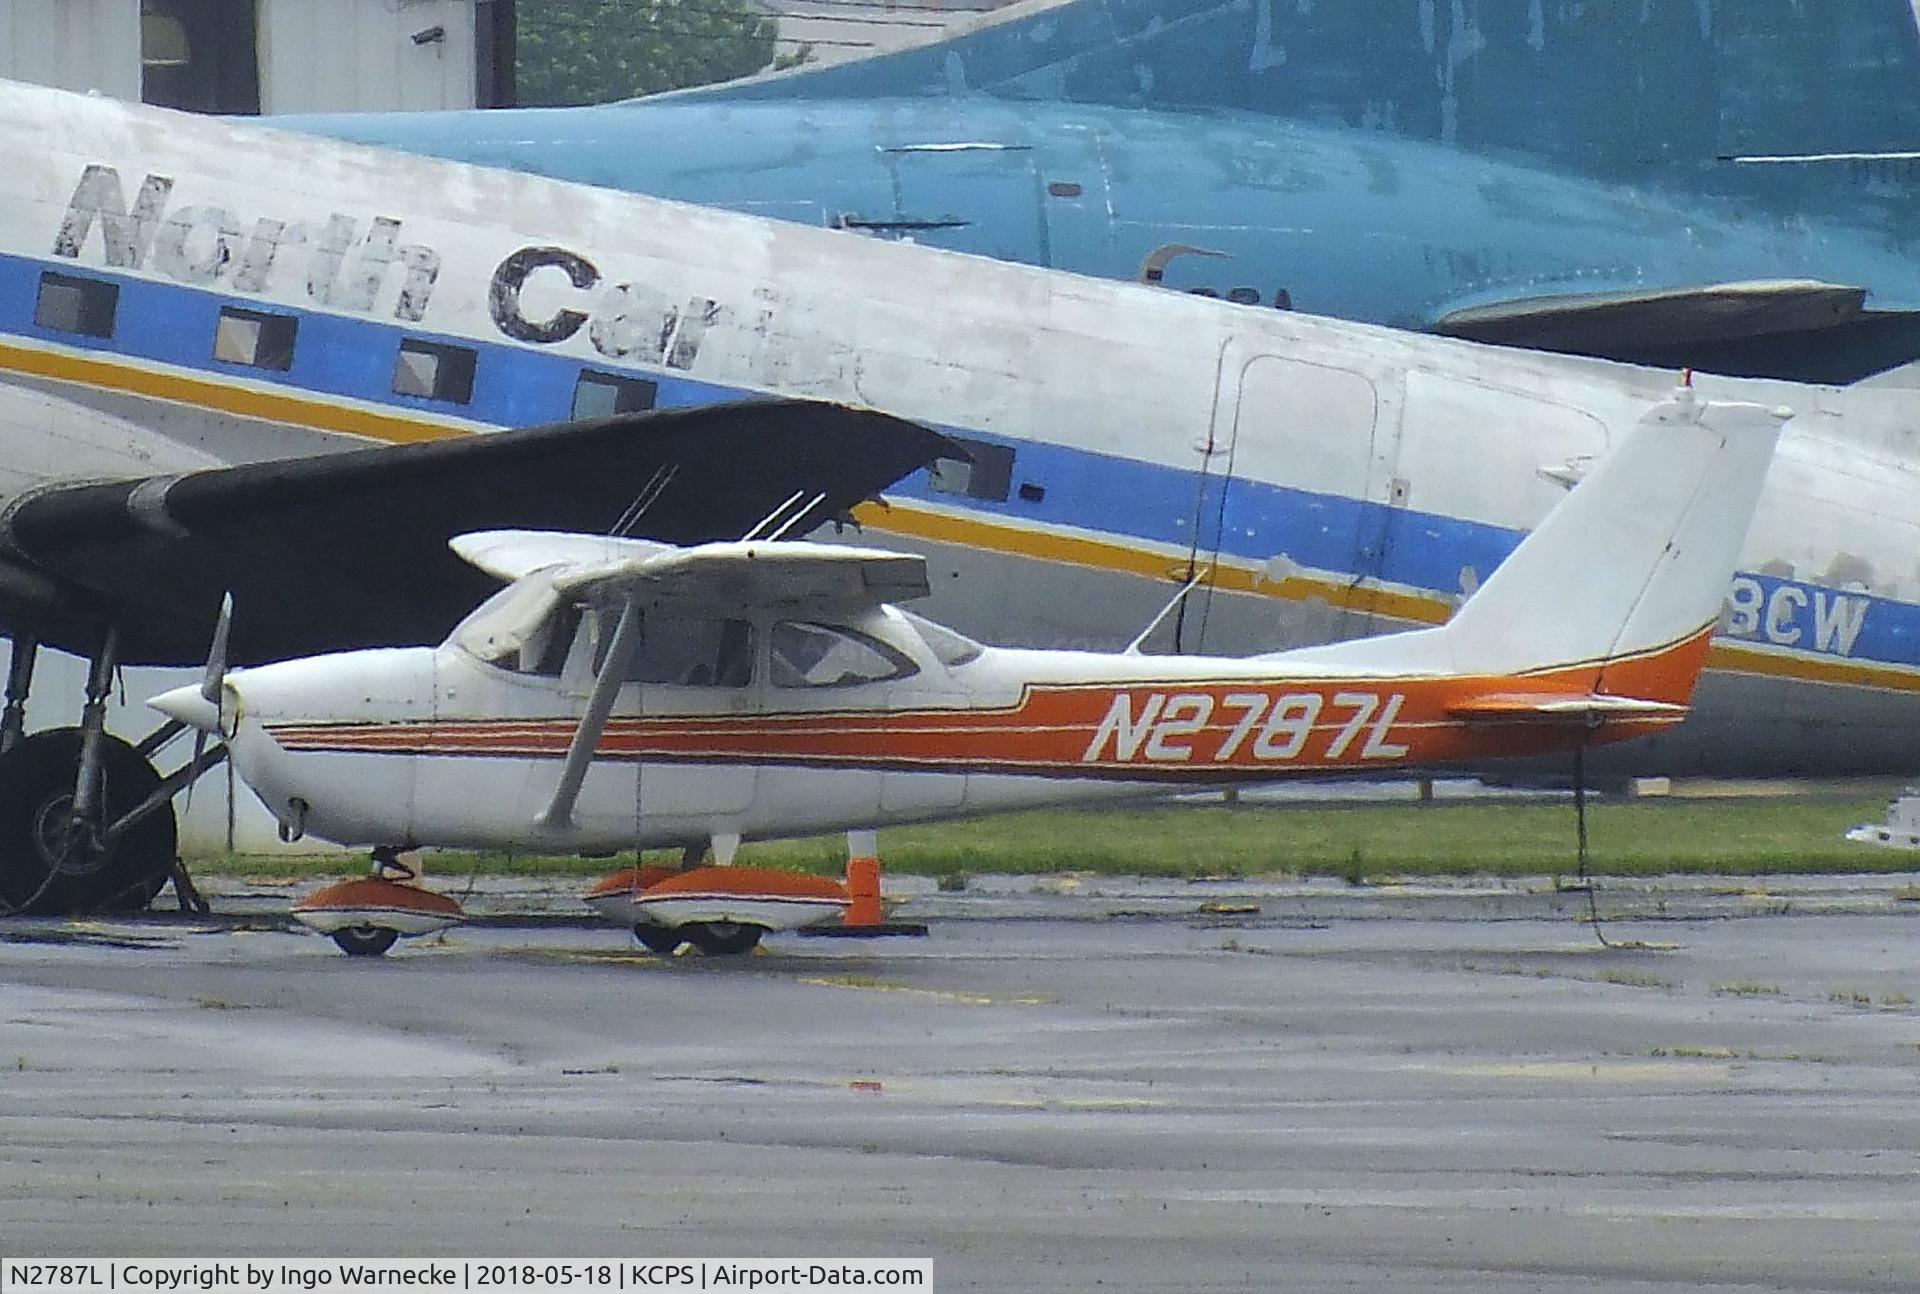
left=518, top=0, right=779, bottom=106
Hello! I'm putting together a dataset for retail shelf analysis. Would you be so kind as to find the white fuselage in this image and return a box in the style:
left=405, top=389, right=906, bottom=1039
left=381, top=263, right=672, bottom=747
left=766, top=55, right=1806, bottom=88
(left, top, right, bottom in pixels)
left=214, top=615, right=1157, bottom=853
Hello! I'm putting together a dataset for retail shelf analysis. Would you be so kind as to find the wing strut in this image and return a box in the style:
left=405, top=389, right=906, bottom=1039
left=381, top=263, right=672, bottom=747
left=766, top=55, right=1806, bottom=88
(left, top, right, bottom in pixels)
left=539, top=595, right=644, bottom=833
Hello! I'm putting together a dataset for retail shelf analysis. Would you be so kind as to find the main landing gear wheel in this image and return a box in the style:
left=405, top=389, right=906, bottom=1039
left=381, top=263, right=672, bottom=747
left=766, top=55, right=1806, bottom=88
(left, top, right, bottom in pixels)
left=331, top=925, right=400, bottom=957
left=682, top=921, right=764, bottom=956
left=0, top=728, right=174, bottom=915
left=632, top=922, right=685, bottom=956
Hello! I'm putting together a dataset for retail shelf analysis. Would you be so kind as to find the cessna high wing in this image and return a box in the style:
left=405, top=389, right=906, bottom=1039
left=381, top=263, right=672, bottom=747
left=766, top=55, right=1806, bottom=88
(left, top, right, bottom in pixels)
left=151, top=389, right=1781, bottom=955
left=1, top=81, right=1917, bottom=912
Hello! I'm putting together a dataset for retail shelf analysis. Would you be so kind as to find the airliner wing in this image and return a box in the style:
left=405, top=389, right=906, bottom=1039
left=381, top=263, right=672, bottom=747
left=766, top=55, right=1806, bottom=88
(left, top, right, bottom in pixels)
left=0, top=400, right=948, bottom=666
left=1433, top=280, right=1920, bottom=384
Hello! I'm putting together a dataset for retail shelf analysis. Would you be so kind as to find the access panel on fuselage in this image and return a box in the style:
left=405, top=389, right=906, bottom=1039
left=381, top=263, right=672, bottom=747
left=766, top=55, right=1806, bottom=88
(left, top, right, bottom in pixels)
left=1390, top=370, right=1612, bottom=620
left=876, top=145, right=1051, bottom=265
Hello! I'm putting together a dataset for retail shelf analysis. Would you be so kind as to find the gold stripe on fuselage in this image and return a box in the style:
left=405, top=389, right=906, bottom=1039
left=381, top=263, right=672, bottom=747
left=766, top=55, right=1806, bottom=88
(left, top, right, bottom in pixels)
left=0, top=337, right=466, bottom=445
left=857, top=500, right=1920, bottom=694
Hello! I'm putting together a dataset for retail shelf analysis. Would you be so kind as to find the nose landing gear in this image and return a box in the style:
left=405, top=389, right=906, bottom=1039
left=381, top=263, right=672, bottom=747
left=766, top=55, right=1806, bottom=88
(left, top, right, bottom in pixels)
left=291, top=847, right=467, bottom=955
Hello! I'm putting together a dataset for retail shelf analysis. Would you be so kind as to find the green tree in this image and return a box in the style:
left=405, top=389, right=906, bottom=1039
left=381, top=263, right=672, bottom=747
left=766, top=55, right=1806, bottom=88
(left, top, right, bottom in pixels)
left=517, top=0, right=781, bottom=106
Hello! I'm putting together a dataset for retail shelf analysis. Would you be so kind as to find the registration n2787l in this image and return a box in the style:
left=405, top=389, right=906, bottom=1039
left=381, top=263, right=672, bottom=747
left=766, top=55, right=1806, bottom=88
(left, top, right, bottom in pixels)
left=1081, top=689, right=1410, bottom=766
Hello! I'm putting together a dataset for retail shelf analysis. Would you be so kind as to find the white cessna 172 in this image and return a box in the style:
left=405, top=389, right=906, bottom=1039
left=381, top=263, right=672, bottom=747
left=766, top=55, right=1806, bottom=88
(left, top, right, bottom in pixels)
left=153, top=389, right=1782, bottom=955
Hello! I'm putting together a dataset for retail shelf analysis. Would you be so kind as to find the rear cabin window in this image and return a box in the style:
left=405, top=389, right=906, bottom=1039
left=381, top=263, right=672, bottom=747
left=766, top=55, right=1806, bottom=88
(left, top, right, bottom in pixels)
left=393, top=339, right=477, bottom=404
left=35, top=271, right=119, bottom=338
left=213, top=307, right=297, bottom=370
left=898, top=610, right=984, bottom=668
left=927, top=438, right=1015, bottom=503
left=770, top=622, right=917, bottom=688
left=572, top=370, right=658, bottom=419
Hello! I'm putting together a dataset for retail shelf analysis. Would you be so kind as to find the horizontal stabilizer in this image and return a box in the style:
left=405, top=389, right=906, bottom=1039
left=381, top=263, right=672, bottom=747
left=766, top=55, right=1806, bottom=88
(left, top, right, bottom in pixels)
left=1434, top=281, right=1920, bottom=383
left=1446, top=694, right=1690, bottom=723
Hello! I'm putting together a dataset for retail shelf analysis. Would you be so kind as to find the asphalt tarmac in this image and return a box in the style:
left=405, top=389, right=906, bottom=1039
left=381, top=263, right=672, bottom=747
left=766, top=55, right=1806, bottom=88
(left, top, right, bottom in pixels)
left=5, top=885, right=1920, bottom=1292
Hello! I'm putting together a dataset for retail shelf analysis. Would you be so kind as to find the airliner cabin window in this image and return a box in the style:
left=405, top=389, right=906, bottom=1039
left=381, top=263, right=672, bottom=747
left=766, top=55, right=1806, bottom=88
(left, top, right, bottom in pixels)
left=572, top=370, right=658, bottom=419
left=213, top=307, right=297, bottom=370
left=393, top=339, right=477, bottom=404
left=927, top=438, right=1015, bottom=503
left=35, top=272, right=119, bottom=338
left=624, top=616, right=754, bottom=687
left=770, top=622, right=917, bottom=688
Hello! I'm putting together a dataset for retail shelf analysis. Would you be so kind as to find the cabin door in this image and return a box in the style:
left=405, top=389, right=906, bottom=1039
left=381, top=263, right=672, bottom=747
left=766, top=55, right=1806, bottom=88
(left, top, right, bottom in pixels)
left=632, top=614, right=759, bottom=822
left=1207, top=349, right=1401, bottom=648
left=1386, top=371, right=1610, bottom=628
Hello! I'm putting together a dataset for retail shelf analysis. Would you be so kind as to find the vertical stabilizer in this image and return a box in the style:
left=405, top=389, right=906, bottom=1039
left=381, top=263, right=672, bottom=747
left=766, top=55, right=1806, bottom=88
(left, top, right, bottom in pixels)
left=1436, top=390, right=1783, bottom=690
left=1269, top=389, right=1782, bottom=704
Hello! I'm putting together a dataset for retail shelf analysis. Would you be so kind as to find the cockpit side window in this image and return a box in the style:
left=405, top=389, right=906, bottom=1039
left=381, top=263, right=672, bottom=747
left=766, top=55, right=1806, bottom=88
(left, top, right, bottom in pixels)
left=770, top=622, right=918, bottom=688
left=617, top=614, right=755, bottom=687
left=449, top=572, right=575, bottom=676
left=519, top=604, right=582, bottom=676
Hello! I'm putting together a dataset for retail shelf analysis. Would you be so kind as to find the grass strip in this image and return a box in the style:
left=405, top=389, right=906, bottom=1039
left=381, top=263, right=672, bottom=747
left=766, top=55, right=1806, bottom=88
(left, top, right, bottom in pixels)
left=196, top=793, right=1909, bottom=882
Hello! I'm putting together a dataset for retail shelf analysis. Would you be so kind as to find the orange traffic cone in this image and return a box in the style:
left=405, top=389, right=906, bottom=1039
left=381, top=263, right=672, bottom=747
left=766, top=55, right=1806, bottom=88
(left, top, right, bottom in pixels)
left=846, top=851, right=885, bottom=928
left=802, top=829, right=927, bottom=939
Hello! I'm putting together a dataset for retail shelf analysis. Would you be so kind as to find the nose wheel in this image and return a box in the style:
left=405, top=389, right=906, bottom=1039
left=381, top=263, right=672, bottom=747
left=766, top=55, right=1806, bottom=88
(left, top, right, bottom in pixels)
left=291, top=851, right=466, bottom=955
left=331, top=925, right=401, bottom=957
left=631, top=922, right=686, bottom=955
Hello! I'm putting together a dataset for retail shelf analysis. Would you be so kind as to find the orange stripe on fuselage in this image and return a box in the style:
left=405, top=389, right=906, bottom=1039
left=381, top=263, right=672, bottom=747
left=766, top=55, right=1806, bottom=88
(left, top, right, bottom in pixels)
left=265, top=630, right=1708, bottom=780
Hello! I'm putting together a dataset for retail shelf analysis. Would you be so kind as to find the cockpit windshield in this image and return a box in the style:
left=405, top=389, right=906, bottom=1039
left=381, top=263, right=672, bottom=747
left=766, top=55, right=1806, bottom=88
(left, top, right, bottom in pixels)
left=447, top=571, right=569, bottom=673
left=897, top=610, right=984, bottom=668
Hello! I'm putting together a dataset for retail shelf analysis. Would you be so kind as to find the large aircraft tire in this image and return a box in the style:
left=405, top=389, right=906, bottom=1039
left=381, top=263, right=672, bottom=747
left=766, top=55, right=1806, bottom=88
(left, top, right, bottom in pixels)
left=0, top=728, right=175, bottom=916
left=682, top=921, right=764, bottom=956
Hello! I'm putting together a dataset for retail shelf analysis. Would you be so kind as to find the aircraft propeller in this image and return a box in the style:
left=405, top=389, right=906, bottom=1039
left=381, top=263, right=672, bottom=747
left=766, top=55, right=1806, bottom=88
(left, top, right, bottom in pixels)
left=182, top=593, right=233, bottom=816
